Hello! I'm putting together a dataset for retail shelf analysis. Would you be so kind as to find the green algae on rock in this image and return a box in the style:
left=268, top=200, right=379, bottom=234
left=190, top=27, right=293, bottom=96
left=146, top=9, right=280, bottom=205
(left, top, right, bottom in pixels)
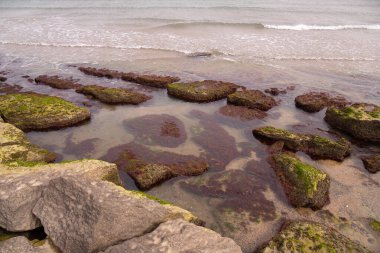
left=253, top=126, right=352, bottom=161
left=121, top=72, right=180, bottom=88
left=324, top=104, right=380, bottom=142
left=0, top=93, right=90, bottom=131
left=167, top=80, right=239, bottom=102
left=361, top=155, right=380, bottom=173
left=370, top=219, right=380, bottom=233
left=76, top=85, right=151, bottom=105
left=259, top=221, right=371, bottom=253
left=227, top=89, right=277, bottom=111
left=269, top=153, right=330, bottom=209
left=35, top=75, right=82, bottom=89
left=295, top=91, right=349, bottom=113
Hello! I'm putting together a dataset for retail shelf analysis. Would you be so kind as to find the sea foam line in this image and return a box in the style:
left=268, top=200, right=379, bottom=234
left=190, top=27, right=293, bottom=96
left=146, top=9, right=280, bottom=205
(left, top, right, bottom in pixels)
left=263, top=24, right=380, bottom=30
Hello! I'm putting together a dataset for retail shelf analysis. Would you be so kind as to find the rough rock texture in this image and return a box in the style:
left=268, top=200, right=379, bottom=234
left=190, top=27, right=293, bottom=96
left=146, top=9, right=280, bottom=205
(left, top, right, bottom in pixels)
left=0, top=83, right=22, bottom=94
left=264, top=88, right=286, bottom=96
left=0, top=122, right=56, bottom=165
left=34, top=75, right=82, bottom=89
left=121, top=73, right=180, bottom=88
left=0, top=236, right=58, bottom=253
left=0, top=93, right=91, bottom=131
left=295, top=92, right=349, bottom=113
left=167, top=80, right=239, bottom=102
left=218, top=104, right=267, bottom=121
left=0, top=76, right=7, bottom=82
left=259, top=221, right=371, bottom=253
left=253, top=126, right=352, bottom=161
left=78, top=67, right=123, bottom=79
left=227, top=90, right=277, bottom=111
left=0, top=160, right=119, bottom=231
left=101, top=219, right=242, bottom=253
left=269, top=153, right=330, bottom=209
left=325, top=104, right=380, bottom=142
left=32, top=176, right=200, bottom=253
left=123, top=114, right=187, bottom=148
left=76, top=85, right=151, bottom=105
left=361, top=155, right=380, bottom=173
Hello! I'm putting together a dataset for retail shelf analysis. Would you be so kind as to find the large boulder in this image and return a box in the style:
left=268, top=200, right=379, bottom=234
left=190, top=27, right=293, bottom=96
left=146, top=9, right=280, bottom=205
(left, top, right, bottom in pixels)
left=361, top=155, right=380, bottom=173
left=0, top=122, right=56, bottom=165
left=0, top=93, right=90, bottom=131
left=325, top=104, right=380, bottom=142
left=167, top=80, right=239, bottom=102
left=32, top=175, right=201, bottom=253
left=34, top=75, right=82, bottom=89
left=0, top=160, right=119, bottom=231
left=76, top=85, right=151, bottom=105
left=253, top=126, right=351, bottom=161
left=100, top=219, right=242, bottom=253
left=0, top=236, right=58, bottom=253
left=268, top=153, right=330, bottom=209
left=227, top=90, right=277, bottom=111
left=259, top=221, right=371, bottom=253
left=295, top=92, right=349, bottom=113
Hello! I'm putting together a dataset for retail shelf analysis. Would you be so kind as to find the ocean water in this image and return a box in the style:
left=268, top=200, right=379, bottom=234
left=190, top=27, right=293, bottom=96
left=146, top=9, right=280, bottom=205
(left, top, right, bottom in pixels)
left=0, top=1, right=380, bottom=252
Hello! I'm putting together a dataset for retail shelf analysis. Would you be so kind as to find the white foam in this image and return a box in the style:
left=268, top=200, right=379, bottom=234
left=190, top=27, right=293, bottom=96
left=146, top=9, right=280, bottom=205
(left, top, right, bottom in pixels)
left=263, top=24, right=380, bottom=31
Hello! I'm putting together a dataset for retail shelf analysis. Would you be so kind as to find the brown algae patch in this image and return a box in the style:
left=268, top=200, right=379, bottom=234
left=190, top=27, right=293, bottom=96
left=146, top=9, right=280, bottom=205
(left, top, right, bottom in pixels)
left=218, top=104, right=267, bottom=121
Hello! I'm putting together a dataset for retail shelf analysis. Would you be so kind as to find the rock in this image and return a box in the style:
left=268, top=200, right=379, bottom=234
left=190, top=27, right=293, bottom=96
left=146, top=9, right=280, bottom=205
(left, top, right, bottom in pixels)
left=295, top=92, right=349, bottom=113
left=325, top=104, right=380, bottom=142
left=264, top=88, right=286, bottom=96
left=33, top=175, right=200, bottom=253
left=0, top=83, right=22, bottom=94
left=0, top=122, right=56, bottom=165
left=259, top=221, right=371, bottom=253
left=121, top=73, right=180, bottom=88
left=0, top=76, right=7, bottom=82
left=76, top=85, right=151, bottom=105
left=78, top=67, right=123, bottom=79
left=361, top=155, right=380, bottom=173
left=0, top=159, right=119, bottom=231
left=218, top=105, right=267, bottom=121
left=268, top=153, right=330, bottom=209
left=0, top=93, right=91, bottom=131
left=34, top=75, right=82, bottom=89
left=253, top=126, right=352, bottom=161
left=187, top=52, right=213, bottom=57
left=227, top=90, right=277, bottom=111
left=369, top=219, right=380, bottom=233
left=123, top=114, right=187, bottom=148
left=100, top=219, right=242, bottom=253
left=0, top=236, right=58, bottom=253
left=167, top=80, right=239, bottom=102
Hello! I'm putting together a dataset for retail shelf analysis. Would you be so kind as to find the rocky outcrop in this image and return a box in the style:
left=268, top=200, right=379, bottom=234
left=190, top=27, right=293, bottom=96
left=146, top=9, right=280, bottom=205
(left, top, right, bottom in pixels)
left=218, top=105, right=267, bottom=121
left=76, top=85, right=151, bottom=105
left=268, top=153, right=330, bottom=209
left=0, top=122, right=56, bottom=165
left=78, top=67, right=123, bottom=79
left=227, top=90, right=276, bottom=111
left=0, top=236, right=58, bottom=253
left=121, top=73, right=180, bottom=88
left=0, top=160, right=119, bottom=231
left=295, top=92, right=349, bottom=113
left=253, top=126, right=352, bottom=161
left=325, top=104, right=380, bottom=142
left=34, top=75, right=82, bottom=89
left=361, top=155, right=380, bottom=173
left=100, top=219, right=242, bottom=253
left=0, top=83, right=22, bottom=94
left=167, top=80, right=239, bottom=102
left=259, top=221, right=371, bottom=253
left=0, top=93, right=90, bottom=131
left=264, top=88, right=286, bottom=96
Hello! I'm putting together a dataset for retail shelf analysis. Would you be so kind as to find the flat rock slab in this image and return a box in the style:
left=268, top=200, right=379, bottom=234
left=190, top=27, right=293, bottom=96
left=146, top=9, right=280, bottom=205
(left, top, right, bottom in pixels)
left=76, top=85, right=151, bottom=105
left=33, top=176, right=200, bottom=253
left=218, top=104, right=267, bottom=121
left=325, top=103, right=380, bottom=142
left=253, top=126, right=352, bottom=161
left=78, top=67, right=123, bottom=79
left=295, top=91, right=349, bottom=113
left=0, top=160, right=119, bottom=231
left=0, top=83, right=22, bottom=94
left=167, top=80, right=239, bottom=102
left=227, top=90, right=276, bottom=111
left=259, top=221, right=371, bottom=253
left=34, top=75, right=82, bottom=89
left=0, top=93, right=90, bottom=131
left=121, top=73, right=180, bottom=88
left=0, top=236, right=58, bottom=253
left=269, top=153, right=330, bottom=209
left=100, top=219, right=242, bottom=253
left=361, top=155, right=380, bottom=173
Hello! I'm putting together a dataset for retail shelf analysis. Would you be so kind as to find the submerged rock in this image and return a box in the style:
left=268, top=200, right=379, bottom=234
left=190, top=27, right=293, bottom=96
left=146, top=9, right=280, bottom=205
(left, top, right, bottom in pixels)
left=0, top=122, right=56, bottom=165
left=325, top=104, right=380, bottom=142
left=121, top=73, right=180, bottom=88
left=264, top=88, right=286, bottom=96
left=76, top=85, right=151, bottom=105
left=34, top=75, right=82, bottom=89
left=78, top=66, right=123, bottom=79
left=218, top=104, right=267, bottom=121
left=295, top=91, right=349, bottom=113
left=369, top=219, right=380, bottom=233
left=0, top=83, right=22, bottom=94
left=0, top=236, right=58, bottom=253
left=0, top=76, right=7, bottom=82
left=269, top=153, right=330, bottom=209
left=100, top=219, right=242, bottom=253
left=167, top=80, right=239, bottom=102
left=253, top=126, right=352, bottom=161
left=227, top=90, right=277, bottom=111
left=0, top=93, right=90, bottom=131
left=187, top=52, right=213, bottom=57
left=361, top=155, right=380, bottom=173
left=259, top=221, right=371, bottom=253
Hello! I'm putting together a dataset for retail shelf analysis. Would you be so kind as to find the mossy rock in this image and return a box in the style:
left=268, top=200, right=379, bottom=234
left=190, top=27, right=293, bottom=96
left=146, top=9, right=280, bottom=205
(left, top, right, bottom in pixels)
left=122, top=73, right=180, bottom=88
left=260, top=221, right=371, bottom=253
left=167, top=80, right=239, bottom=102
left=76, top=85, right=151, bottom=105
left=269, top=153, right=330, bottom=209
left=78, top=66, right=123, bottom=79
left=227, top=89, right=277, bottom=111
left=369, top=219, right=380, bottom=233
left=295, top=92, right=349, bottom=113
left=35, top=75, right=82, bottom=89
left=361, top=155, right=380, bottom=173
left=253, top=126, right=352, bottom=161
left=325, top=104, right=380, bottom=142
left=0, top=93, right=91, bottom=131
